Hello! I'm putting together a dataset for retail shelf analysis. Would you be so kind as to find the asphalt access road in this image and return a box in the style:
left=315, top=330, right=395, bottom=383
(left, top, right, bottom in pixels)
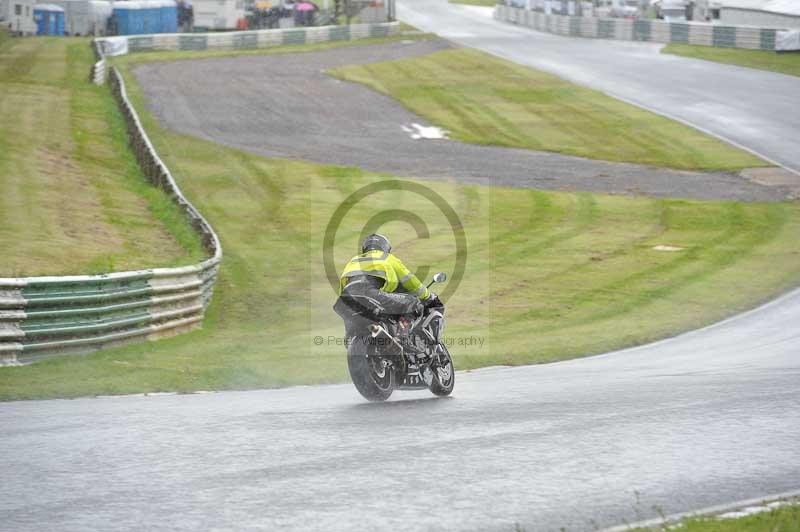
left=1, top=288, right=799, bottom=531
left=397, top=0, right=800, bottom=175
left=133, top=40, right=786, bottom=201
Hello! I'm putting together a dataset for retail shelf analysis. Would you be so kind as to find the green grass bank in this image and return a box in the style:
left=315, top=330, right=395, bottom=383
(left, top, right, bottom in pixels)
left=2, top=40, right=800, bottom=399
left=0, top=35, right=203, bottom=277
left=329, top=47, right=765, bottom=171
left=2, top=36, right=800, bottom=400
left=663, top=44, right=800, bottom=78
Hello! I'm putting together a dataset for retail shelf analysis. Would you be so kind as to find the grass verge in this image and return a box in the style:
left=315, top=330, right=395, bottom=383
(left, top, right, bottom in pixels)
left=0, top=36, right=204, bottom=277
left=641, top=502, right=800, bottom=531
left=329, top=47, right=765, bottom=171
left=663, top=44, right=800, bottom=78
left=1, top=45, right=799, bottom=400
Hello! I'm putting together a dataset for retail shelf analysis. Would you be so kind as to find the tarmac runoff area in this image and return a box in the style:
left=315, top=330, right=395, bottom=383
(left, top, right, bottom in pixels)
left=133, top=39, right=796, bottom=202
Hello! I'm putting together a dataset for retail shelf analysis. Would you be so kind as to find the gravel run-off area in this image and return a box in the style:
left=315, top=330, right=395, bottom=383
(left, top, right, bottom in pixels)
left=133, top=39, right=792, bottom=202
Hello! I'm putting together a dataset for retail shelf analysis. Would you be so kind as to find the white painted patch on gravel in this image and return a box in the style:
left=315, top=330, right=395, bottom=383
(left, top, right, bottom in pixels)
left=653, top=245, right=685, bottom=252
left=401, top=123, right=449, bottom=140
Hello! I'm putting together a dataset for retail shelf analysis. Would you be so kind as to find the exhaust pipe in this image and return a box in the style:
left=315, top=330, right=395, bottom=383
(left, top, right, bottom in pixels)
left=369, top=323, right=405, bottom=354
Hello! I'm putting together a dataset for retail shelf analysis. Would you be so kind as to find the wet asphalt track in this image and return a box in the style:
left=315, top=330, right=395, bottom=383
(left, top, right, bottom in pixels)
left=397, top=1, right=800, bottom=175
left=2, top=5, right=800, bottom=531
left=1, top=289, right=799, bottom=531
left=133, top=40, right=787, bottom=201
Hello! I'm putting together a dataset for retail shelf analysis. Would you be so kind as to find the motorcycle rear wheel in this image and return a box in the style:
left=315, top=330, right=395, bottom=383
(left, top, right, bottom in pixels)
left=347, top=337, right=395, bottom=402
left=428, top=342, right=455, bottom=396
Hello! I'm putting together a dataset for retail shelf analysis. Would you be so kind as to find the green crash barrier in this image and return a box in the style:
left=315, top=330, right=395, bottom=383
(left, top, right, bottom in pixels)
left=495, top=5, right=787, bottom=51
left=597, top=19, right=615, bottom=39
left=1, top=45, right=223, bottom=366
left=760, top=29, right=777, bottom=50
left=633, top=20, right=651, bottom=41
left=179, top=35, right=208, bottom=51
left=713, top=25, right=737, bottom=47
left=91, top=23, right=399, bottom=80
left=671, top=23, right=690, bottom=44
left=329, top=25, right=351, bottom=41
left=569, top=17, right=581, bottom=37
left=233, top=33, right=259, bottom=49
left=369, top=24, right=390, bottom=38
left=282, top=29, right=307, bottom=45
left=7, top=22, right=401, bottom=365
left=128, top=36, right=155, bottom=52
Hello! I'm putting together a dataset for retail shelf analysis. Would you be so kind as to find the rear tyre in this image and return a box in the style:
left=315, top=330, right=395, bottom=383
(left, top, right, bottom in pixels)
left=347, top=336, right=395, bottom=402
left=428, top=342, right=455, bottom=396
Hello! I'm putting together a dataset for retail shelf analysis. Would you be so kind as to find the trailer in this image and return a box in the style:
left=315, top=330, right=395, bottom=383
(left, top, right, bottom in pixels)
left=192, top=0, right=245, bottom=30
left=2, top=0, right=38, bottom=35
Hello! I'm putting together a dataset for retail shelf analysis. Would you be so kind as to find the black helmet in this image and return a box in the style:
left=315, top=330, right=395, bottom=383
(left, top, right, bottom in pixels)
left=361, top=233, right=391, bottom=253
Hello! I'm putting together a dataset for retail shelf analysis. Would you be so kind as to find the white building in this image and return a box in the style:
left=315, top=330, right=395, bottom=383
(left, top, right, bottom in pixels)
left=192, top=0, right=245, bottom=30
left=660, top=0, right=688, bottom=21
left=1, top=0, right=38, bottom=34
left=593, top=0, right=642, bottom=18
left=697, top=0, right=800, bottom=27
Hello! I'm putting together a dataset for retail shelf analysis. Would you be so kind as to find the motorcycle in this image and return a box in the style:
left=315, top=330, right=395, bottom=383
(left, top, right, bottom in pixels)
left=344, top=272, right=455, bottom=402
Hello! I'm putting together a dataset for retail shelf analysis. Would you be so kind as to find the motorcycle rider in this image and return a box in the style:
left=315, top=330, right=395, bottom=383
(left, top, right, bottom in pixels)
left=334, top=234, right=440, bottom=335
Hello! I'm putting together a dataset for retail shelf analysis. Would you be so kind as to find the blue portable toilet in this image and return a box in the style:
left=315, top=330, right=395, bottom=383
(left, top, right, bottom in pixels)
left=160, top=0, right=178, bottom=33
left=33, top=4, right=49, bottom=35
left=139, top=1, right=161, bottom=33
left=142, top=0, right=156, bottom=33
left=112, top=2, right=143, bottom=35
left=131, top=2, right=146, bottom=34
left=54, top=7, right=64, bottom=34
left=112, top=2, right=130, bottom=34
left=34, top=4, right=66, bottom=35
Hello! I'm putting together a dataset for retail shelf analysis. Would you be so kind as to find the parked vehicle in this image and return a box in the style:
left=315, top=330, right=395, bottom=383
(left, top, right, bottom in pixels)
left=191, top=0, right=244, bottom=30
left=2, top=0, right=38, bottom=35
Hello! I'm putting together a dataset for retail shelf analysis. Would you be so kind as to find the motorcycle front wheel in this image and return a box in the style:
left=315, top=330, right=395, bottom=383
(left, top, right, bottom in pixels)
left=428, top=342, right=455, bottom=396
left=347, top=336, right=395, bottom=402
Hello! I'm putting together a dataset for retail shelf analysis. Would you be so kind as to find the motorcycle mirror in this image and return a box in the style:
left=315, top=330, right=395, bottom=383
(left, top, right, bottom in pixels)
left=432, top=272, right=447, bottom=284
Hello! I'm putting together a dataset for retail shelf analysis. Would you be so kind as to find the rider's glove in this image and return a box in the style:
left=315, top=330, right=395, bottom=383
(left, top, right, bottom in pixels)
left=424, top=292, right=442, bottom=308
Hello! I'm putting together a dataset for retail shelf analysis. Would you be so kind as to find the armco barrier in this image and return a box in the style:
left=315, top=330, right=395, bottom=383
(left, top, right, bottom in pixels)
left=0, top=67, right=222, bottom=366
left=495, top=5, right=785, bottom=51
left=91, top=22, right=399, bottom=84
left=7, top=23, right=400, bottom=364
left=90, top=40, right=106, bottom=85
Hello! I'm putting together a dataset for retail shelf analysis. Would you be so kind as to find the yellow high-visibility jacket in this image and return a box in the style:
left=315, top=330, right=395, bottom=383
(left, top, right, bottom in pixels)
left=339, top=250, right=430, bottom=300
